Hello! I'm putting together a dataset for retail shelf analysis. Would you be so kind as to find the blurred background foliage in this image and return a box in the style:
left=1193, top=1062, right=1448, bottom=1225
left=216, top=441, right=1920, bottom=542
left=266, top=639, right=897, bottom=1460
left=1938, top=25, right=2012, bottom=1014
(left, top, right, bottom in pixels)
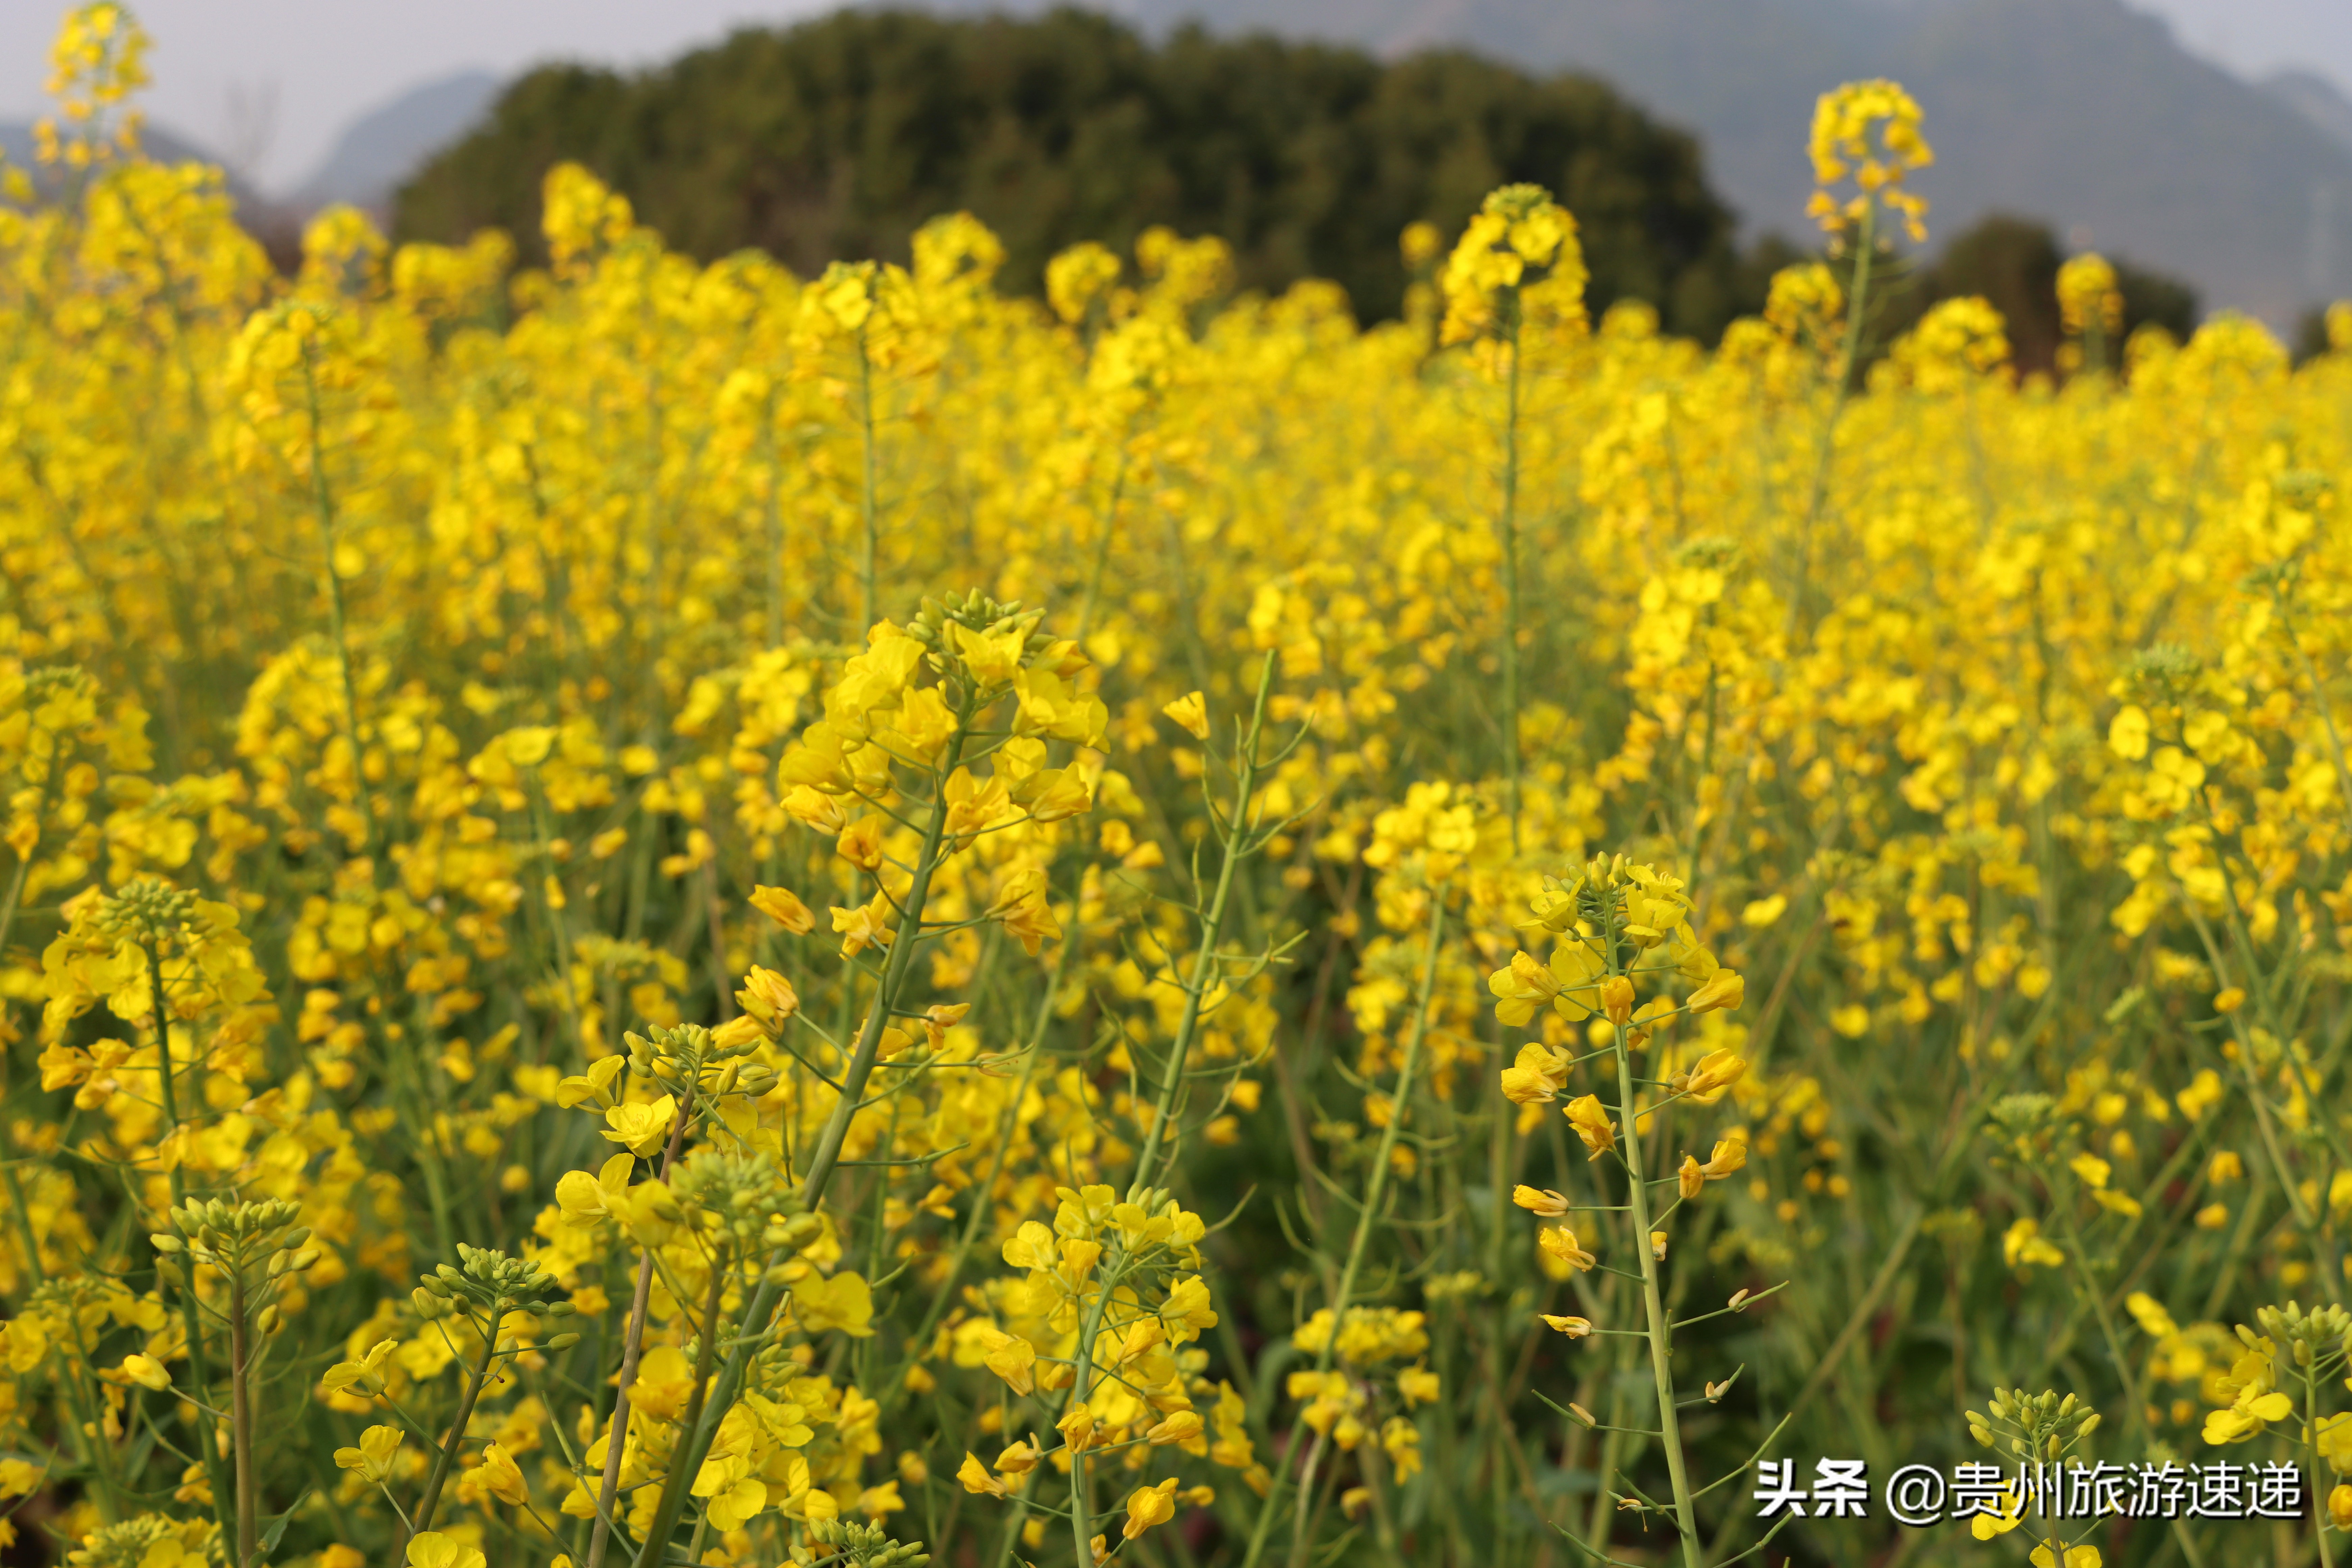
left=390, top=6, right=2198, bottom=352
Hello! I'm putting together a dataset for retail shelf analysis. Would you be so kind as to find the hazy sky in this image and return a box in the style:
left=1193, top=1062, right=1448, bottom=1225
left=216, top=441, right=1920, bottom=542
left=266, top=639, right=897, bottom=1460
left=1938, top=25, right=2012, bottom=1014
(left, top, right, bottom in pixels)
left=0, top=0, right=2345, bottom=193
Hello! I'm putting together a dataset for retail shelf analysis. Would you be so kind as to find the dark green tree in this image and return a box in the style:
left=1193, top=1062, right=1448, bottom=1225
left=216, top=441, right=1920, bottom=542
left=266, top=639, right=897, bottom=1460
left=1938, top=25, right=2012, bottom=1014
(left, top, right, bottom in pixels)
left=1873, top=212, right=2198, bottom=375
left=394, top=6, right=1757, bottom=336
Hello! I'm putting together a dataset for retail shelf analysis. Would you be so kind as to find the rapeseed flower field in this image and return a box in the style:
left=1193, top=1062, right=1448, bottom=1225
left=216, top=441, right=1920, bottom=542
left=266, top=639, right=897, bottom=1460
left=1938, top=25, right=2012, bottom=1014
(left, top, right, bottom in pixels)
left=0, top=6, right=2349, bottom=1566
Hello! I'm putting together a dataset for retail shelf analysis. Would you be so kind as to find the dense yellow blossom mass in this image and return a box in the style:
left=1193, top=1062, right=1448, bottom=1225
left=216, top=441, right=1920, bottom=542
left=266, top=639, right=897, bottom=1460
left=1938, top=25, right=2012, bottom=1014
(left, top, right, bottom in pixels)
left=0, top=6, right=2350, bottom=1566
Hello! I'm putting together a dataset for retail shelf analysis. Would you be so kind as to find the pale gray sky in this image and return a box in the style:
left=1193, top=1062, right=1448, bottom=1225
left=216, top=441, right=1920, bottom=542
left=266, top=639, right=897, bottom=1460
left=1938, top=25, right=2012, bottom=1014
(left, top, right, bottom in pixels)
left=0, top=1, right=833, bottom=191
left=0, top=0, right=2345, bottom=195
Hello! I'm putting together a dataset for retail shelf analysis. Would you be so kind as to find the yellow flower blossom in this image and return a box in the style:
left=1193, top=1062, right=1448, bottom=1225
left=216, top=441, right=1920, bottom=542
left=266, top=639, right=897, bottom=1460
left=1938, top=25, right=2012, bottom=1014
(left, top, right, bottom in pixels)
left=1562, top=1095, right=1617, bottom=1160
left=599, top=1095, right=677, bottom=1158
left=1160, top=691, right=1209, bottom=740
left=406, top=1537, right=486, bottom=1568
left=334, top=1424, right=403, bottom=1484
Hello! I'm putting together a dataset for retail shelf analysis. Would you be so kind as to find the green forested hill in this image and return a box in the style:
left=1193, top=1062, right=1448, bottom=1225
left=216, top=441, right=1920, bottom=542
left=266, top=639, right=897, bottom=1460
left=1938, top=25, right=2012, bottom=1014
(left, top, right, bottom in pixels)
left=391, top=7, right=1762, bottom=334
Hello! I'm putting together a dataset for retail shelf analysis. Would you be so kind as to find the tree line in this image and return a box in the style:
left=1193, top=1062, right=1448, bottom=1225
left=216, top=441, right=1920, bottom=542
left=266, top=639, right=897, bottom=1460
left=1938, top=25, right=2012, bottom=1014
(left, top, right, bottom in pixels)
left=393, top=6, right=2197, bottom=350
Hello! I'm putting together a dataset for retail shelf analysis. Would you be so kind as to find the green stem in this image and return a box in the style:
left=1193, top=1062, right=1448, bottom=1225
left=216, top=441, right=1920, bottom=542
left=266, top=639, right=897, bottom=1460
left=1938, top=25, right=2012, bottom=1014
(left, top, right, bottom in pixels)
left=2040, top=1171, right=2210, bottom=1568
left=2310, top=1368, right=2338, bottom=1568
left=890, top=906, right=1077, bottom=1408
left=528, top=773, right=587, bottom=1058
left=627, top=703, right=973, bottom=1568
left=2175, top=893, right=2337, bottom=1282
left=584, top=1090, right=694, bottom=1568
left=1788, top=201, right=1876, bottom=638
left=1587, top=1327, right=1634, bottom=1550
left=667, top=1241, right=733, bottom=1500
left=144, top=934, right=234, bottom=1543
left=1609, top=942, right=1701, bottom=1566
left=1285, top=1430, right=1330, bottom=1568
left=408, top=1306, right=503, bottom=1543
left=1129, top=653, right=1275, bottom=1201
left=1073, top=451, right=1129, bottom=647
left=985, top=1445, right=1045, bottom=1568
left=299, top=345, right=377, bottom=867
left=2048, top=1182, right=2153, bottom=1449
left=582, top=1246, right=653, bottom=1568
left=1240, top=895, right=1447, bottom=1568
left=1064, top=1258, right=1120, bottom=1563
left=229, top=1271, right=257, bottom=1567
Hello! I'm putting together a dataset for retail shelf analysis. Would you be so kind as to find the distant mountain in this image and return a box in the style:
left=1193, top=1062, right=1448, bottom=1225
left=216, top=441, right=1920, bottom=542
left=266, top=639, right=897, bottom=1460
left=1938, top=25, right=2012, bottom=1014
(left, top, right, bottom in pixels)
left=905, top=0, right=2352, bottom=321
left=2268, top=70, right=2352, bottom=304
left=0, top=121, right=264, bottom=211
left=2272, top=69, right=2352, bottom=157
left=290, top=70, right=502, bottom=214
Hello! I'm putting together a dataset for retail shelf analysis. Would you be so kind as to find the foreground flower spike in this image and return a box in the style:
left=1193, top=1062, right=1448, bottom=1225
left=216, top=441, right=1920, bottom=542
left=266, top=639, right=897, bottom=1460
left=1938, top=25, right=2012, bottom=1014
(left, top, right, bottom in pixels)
left=1808, top=78, right=1934, bottom=243
left=1492, top=856, right=1765, bottom=1568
